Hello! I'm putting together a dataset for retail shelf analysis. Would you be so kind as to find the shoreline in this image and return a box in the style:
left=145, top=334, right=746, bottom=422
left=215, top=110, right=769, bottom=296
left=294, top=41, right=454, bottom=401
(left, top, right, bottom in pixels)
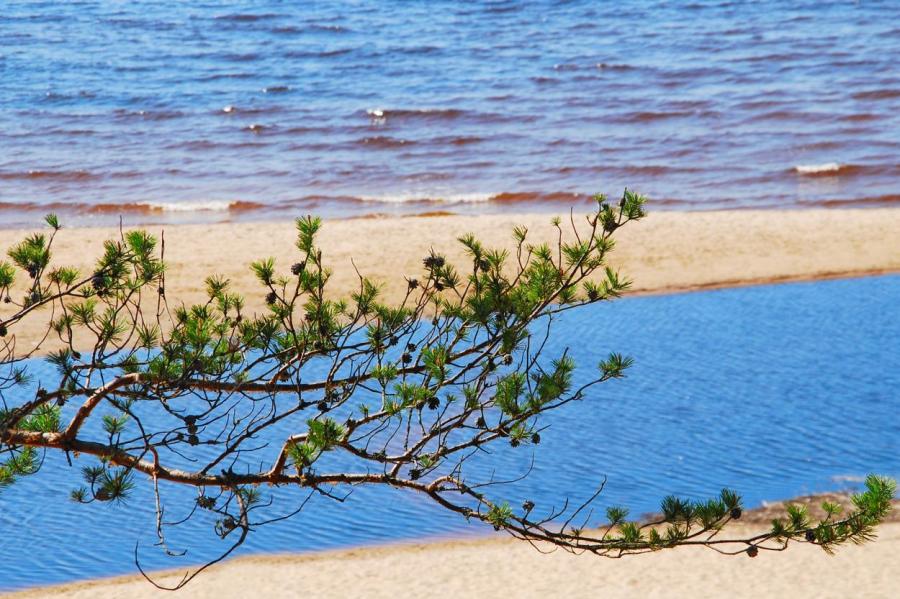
left=5, top=492, right=898, bottom=598
left=1, top=208, right=899, bottom=350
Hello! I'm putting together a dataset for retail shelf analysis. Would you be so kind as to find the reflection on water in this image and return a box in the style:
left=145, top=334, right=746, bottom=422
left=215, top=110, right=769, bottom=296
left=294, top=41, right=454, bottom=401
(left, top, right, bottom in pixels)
left=0, top=275, right=898, bottom=591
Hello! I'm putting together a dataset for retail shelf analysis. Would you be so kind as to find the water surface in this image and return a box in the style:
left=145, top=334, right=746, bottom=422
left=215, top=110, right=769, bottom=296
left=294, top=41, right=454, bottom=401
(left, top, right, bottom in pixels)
left=0, top=275, right=897, bottom=592
left=1, top=1, right=899, bottom=226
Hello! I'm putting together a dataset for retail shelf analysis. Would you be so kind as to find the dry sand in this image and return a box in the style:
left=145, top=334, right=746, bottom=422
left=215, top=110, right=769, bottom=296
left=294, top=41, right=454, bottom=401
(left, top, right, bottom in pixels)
left=5, top=520, right=898, bottom=599
left=1, top=208, right=899, bottom=350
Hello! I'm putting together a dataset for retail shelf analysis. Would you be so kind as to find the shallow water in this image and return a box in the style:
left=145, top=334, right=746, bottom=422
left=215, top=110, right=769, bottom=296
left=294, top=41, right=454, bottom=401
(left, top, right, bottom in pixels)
left=0, top=275, right=897, bottom=591
left=1, top=1, right=899, bottom=226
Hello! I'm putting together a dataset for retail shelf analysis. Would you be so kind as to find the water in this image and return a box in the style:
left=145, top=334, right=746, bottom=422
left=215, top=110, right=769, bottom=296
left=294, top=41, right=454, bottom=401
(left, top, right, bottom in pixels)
left=1, top=1, right=899, bottom=227
left=0, top=275, right=897, bottom=591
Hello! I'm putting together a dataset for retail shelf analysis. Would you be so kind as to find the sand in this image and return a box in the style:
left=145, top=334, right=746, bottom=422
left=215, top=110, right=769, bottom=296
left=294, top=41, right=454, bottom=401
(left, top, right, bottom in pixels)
left=4, top=520, right=898, bottom=599
left=1, top=208, right=899, bottom=350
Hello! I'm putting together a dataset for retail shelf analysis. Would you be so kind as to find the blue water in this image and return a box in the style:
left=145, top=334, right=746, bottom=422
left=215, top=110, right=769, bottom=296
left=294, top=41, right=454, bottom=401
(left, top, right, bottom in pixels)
left=0, top=275, right=898, bottom=591
left=1, top=1, right=899, bottom=226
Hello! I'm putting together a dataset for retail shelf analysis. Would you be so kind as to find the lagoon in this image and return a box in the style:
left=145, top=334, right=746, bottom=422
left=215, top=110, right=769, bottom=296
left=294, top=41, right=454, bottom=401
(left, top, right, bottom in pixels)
left=0, top=275, right=898, bottom=592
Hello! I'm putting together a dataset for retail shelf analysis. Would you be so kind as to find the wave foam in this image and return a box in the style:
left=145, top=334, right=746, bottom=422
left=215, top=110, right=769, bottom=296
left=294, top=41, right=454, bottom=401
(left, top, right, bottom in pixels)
left=365, top=107, right=469, bottom=121
left=0, top=199, right=264, bottom=216
left=356, top=192, right=496, bottom=204
left=141, top=200, right=255, bottom=212
left=353, top=191, right=588, bottom=205
left=795, top=162, right=842, bottom=174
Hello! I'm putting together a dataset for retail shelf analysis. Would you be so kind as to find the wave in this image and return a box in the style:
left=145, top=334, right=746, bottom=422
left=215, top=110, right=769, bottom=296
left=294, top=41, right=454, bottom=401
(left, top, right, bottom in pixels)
left=365, top=107, right=470, bottom=121
left=216, top=105, right=287, bottom=116
left=0, top=169, right=99, bottom=182
left=278, top=191, right=900, bottom=212
left=0, top=200, right=264, bottom=214
left=611, top=110, right=699, bottom=123
left=280, top=191, right=591, bottom=206
left=338, top=191, right=592, bottom=205
left=402, top=172, right=454, bottom=183
left=791, top=163, right=899, bottom=177
left=356, top=136, right=415, bottom=149
left=733, top=99, right=787, bottom=110
left=838, top=113, right=880, bottom=122
left=595, top=62, right=635, bottom=71
left=194, top=72, right=255, bottom=82
left=221, top=52, right=260, bottom=63
left=169, top=139, right=267, bottom=150
left=214, top=13, right=281, bottom=22
left=136, top=201, right=263, bottom=213
left=354, top=192, right=496, bottom=204
left=112, top=108, right=184, bottom=121
left=794, top=163, right=843, bottom=175
left=42, top=91, right=96, bottom=102
left=306, top=24, right=349, bottom=33
left=364, top=107, right=531, bottom=126
left=810, top=195, right=900, bottom=208
left=284, top=48, right=353, bottom=59
left=851, top=89, right=900, bottom=101
left=381, top=45, right=443, bottom=56
left=733, top=52, right=797, bottom=63
left=548, top=164, right=707, bottom=176
left=48, top=128, right=97, bottom=137
left=274, top=24, right=349, bottom=35
left=439, top=135, right=484, bottom=146
left=6, top=191, right=897, bottom=224
left=484, top=3, right=521, bottom=14
left=755, top=109, right=828, bottom=122
left=491, top=191, right=589, bottom=204
left=0, top=169, right=190, bottom=182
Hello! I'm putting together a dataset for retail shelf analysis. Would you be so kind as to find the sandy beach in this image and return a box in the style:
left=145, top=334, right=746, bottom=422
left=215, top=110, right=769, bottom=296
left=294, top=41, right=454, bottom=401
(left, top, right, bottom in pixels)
left=1, top=208, right=899, bottom=350
left=6, top=518, right=898, bottom=599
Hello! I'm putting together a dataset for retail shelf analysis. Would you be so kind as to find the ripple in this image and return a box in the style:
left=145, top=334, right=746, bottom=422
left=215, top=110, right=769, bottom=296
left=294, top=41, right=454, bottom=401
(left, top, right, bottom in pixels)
left=0, top=276, right=897, bottom=590
left=1, top=0, right=898, bottom=222
left=214, top=13, right=282, bottom=22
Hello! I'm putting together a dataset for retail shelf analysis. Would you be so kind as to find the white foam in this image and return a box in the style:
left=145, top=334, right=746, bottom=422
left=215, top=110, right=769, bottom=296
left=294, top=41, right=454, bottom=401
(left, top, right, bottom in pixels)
left=222, top=105, right=235, bottom=113
left=795, top=162, right=841, bottom=174
left=357, top=192, right=496, bottom=204
left=142, top=201, right=238, bottom=212
left=366, top=108, right=386, bottom=125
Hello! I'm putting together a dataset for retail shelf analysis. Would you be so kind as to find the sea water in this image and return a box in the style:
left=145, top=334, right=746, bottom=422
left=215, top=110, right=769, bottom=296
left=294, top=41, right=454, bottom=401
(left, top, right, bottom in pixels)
left=1, top=1, right=899, bottom=226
